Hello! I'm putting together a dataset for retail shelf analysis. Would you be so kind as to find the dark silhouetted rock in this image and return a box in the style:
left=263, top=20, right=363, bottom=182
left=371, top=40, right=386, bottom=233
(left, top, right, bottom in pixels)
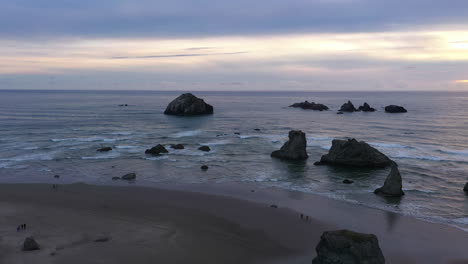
left=198, top=146, right=211, bottom=152
left=464, top=183, right=468, bottom=192
left=374, top=162, right=404, bottom=197
left=312, top=230, right=385, bottom=264
left=270, top=204, right=278, bottom=208
left=145, top=144, right=169, bottom=155
left=385, top=105, right=407, bottom=113
left=271, top=130, right=308, bottom=160
left=336, top=111, right=344, bottom=115
left=97, top=147, right=112, bottom=152
left=170, top=144, right=184, bottom=149
left=118, top=104, right=128, bottom=107
left=289, top=101, right=329, bottom=111
left=201, top=165, right=209, bottom=170
left=23, top=237, right=40, bottom=251
left=254, top=128, right=261, bottom=131
left=234, top=132, right=241, bottom=135
left=122, top=173, right=136, bottom=180
left=164, top=93, right=213, bottom=116
left=54, top=175, right=60, bottom=178
left=315, top=139, right=391, bottom=168
left=112, top=176, right=120, bottom=180
left=358, top=102, right=376, bottom=112
left=94, top=236, right=111, bottom=242
left=339, top=101, right=357, bottom=112
left=343, top=179, right=354, bottom=184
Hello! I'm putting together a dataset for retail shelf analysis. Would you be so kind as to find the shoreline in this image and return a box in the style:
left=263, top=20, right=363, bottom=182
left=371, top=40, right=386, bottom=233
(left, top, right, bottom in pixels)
left=0, top=182, right=467, bottom=263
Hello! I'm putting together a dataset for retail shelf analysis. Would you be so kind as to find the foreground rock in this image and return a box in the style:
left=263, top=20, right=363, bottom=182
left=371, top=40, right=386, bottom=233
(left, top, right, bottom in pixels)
left=358, top=102, right=376, bottom=112
left=170, top=144, right=184, bottom=149
left=339, top=101, right=357, bottom=112
left=198, top=146, right=211, bottom=152
left=315, top=139, right=391, bottom=168
left=97, top=147, right=112, bottom=152
left=122, top=173, right=136, bottom=180
left=289, top=101, right=329, bottom=111
left=164, top=93, right=213, bottom=116
left=385, top=105, right=407, bottom=113
left=145, top=144, right=169, bottom=155
left=312, top=230, right=385, bottom=264
left=374, top=161, right=404, bottom=197
left=271, top=130, right=308, bottom=160
left=23, top=237, right=40, bottom=251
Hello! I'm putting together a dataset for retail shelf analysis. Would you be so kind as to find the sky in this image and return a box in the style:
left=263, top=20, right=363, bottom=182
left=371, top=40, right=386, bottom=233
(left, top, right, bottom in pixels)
left=1, top=0, right=468, bottom=91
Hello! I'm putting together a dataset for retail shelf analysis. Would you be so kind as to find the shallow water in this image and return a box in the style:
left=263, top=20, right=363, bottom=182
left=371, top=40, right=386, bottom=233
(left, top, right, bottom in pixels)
left=0, top=90, right=467, bottom=231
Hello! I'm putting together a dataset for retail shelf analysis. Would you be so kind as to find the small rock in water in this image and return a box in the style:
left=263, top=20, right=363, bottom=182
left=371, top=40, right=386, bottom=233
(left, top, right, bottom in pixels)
left=97, top=147, right=112, bottom=152
left=94, top=236, right=111, bottom=242
left=463, top=183, right=468, bottom=193
left=342, top=179, right=354, bottom=184
left=122, top=173, right=136, bottom=180
left=201, top=165, right=209, bottom=170
left=112, top=176, right=120, bottom=180
left=234, top=132, right=241, bottom=135
left=170, top=144, right=184, bottom=149
left=339, top=100, right=357, bottom=112
left=358, top=102, right=376, bottom=112
left=385, top=105, right=407, bottom=113
left=270, top=204, right=278, bottom=208
left=336, top=111, right=344, bottom=115
left=23, top=237, right=40, bottom=251
left=254, top=128, right=261, bottom=131
left=198, top=146, right=211, bottom=152
left=54, top=175, right=60, bottom=178
left=145, top=144, right=169, bottom=155
left=289, top=101, right=329, bottom=111
left=312, top=230, right=385, bottom=264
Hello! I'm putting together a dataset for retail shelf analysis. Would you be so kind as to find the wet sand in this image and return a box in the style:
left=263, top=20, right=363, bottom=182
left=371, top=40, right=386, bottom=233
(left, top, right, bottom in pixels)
left=0, top=183, right=467, bottom=264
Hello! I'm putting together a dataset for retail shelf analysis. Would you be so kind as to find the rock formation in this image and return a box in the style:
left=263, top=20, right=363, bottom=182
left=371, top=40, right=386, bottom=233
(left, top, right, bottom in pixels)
left=164, top=93, right=213, bottom=116
left=23, top=237, right=40, bottom=251
left=198, top=146, right=211, bottom=152
left=289, top=101, right=329, bottom=111
left=315, top=139, right=392, bottom=168
left=339, top=101, right=357, bottom=112
left=122, top=173, right=136, bottom=180
left=385, top=105, right=407, bottom=113
left=358, top=102, right=376, bottom=112
left=97, top=147, right=112, bottom=152
left=374, top=161, right=404, bottom=197
left=271, top=130, right=308, bottom=160
left=145, top=144, right=169, bottom=155
left=312, top=230, right=385, bottom=264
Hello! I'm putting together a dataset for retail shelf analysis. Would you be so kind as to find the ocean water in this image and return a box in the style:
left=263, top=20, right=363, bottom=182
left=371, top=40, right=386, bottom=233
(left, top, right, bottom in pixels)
left=0, top=90, right=467, bottom=231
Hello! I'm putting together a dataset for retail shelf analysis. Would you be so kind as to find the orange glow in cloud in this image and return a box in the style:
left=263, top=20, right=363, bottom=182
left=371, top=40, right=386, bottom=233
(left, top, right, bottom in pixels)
left=455, top=80, right=468, bottom=83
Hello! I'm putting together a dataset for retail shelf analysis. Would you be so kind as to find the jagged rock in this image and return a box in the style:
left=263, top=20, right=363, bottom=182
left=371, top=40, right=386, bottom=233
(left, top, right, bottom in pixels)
left=164, top=93, right=213, bottom=116
left=289, top=101, right=329, bottom=111
left=343, top=179, right=354, bottom=184
left=315, top=139, right=391, bottom=168
left=358, top=102, right=375, bottom=112
left=201, top=165, right=209, bottom=170
left=122, top=173, right=136, bottom=180
left=312, top=230, right=385, bottom=264
left=385, top=105, right=407, bottom=113
left=374, top=162, right=404, bottom=197
left=339, top=101, right=357, bottom=112
left=23, top=237, right=40, bottom=251
left=170, top=144, right=184, bottom=149
left=198, top=146, right=211, bottom=152
left=271, top=130, right=308, bottom=160
left=145, top=144, right=169, bottom=155
left=97, top=147, right=112, bottom=152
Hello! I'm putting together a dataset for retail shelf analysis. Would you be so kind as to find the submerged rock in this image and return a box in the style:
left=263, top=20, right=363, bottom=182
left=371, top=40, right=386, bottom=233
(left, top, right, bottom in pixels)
left=343, top=179, right=354, bottom=184
left=336, top=111, right=344, bottom=115
left=97, top=147, right=112, bottom=152
left=122, top=173, right=136, bottom=180
left=111, top=176, right=120, bottom=180
left=145, top=144, right=169, bottom=155
left=198, top=146, right=211, bottom=152
left=271, top=130, right=308, bottom=160
left=170, top=144, right=185, bottom=149
left=23, top=237, right=40, bottom=251
left=374, top=162, right=404, bottom=197
left=164, top=93, right=213, bottom=116
left=289, top=101, right=329, bottom=111
left=201, top=165, right=209, bottom=170
left=358, top=102, right=376, bottom=112
left=312, top=230, right=385, bottom=264
left=315, top=138, right=392, bottom=168
left=385, top=105, right=407, bottom=113
left=339, top=101, right=357, bottom=112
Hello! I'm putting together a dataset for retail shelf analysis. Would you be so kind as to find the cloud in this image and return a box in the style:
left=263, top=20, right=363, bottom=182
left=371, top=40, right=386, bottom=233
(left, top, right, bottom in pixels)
left=111, top=51, right=248, bottom=59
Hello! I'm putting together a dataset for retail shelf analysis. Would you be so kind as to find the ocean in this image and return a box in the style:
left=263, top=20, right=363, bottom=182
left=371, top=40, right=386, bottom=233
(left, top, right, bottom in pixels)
left=0, top=90, right=467, bottom=231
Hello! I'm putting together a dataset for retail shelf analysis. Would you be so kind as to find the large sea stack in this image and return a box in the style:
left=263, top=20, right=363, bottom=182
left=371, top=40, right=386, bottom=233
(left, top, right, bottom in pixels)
left=271, top=130, right=308, bottom=160
left=289, top=101, right=329, bottom=111
left=164, top=93, right=213, bottom=116
left=312, top=230, right=385, bottom=264
left=339, top=101, right=357, bottom=112
left=374, top=161, right=404, bottom=197
left=315, top=138, right=392, bottom=168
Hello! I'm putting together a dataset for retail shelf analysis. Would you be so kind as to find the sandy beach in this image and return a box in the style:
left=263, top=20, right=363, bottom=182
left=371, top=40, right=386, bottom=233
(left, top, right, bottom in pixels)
left=0, top=182, right=466, bottom=264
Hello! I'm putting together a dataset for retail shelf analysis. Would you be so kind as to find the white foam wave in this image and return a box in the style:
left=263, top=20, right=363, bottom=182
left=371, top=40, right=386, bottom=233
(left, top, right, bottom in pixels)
left=110, top=132, right=133, bottom=136
left=453, top=217, right=468, bottom=225
left=115, top=145, right=139, bottom=149
left=370, top=142, right=413, bottom=149
left=390, top=153, right=443, bottom=161
left=52, top=136, right=130, bottom=143
left=0, top=152, right=56, bottom=162
left=437, top=148, right=468, bottom=156
left=81, top=152, right=120, bottom=160
left=172, top=130, right=201, bottom=138
left=239, top=135, right=259, bottom=139
left=145, top=155, right=168, bottom=160
left=200, top=140, right=231, bottom=146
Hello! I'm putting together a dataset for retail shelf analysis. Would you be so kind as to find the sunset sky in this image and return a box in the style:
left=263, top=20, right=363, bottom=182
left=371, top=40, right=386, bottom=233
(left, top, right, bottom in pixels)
left=1, top=0, right=468, bottom=91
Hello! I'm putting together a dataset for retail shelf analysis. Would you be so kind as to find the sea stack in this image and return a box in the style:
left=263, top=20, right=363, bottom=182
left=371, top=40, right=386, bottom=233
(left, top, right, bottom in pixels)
left=289, top=101, right=329, bottom=111
left=374, top=161, right=405, bottom=197
left=164, top=93, right=213, bottom=116
left=385, top=105, right=407, bottom=113
left=358, top=102, right=376, bottom=112
left=339, top=100, right=357, bottom=112
left=312, top=230, right=385, bottom=264
left=271, top=130, right=308, bottom=160
left=315, top=138, right=392, bottom=168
